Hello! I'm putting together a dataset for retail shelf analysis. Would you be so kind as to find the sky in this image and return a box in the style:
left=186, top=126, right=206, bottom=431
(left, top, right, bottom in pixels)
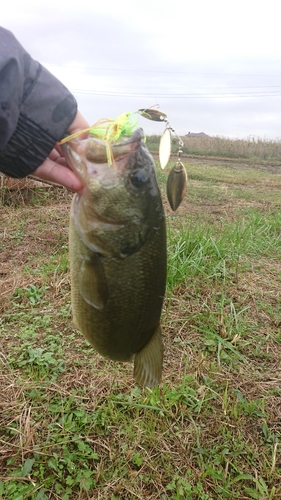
left=1, top=0, right=281, bottom=140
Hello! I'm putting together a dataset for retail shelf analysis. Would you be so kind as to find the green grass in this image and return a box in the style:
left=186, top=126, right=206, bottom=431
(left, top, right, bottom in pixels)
left=166, top=209, right=281, bottom=291
left=1, top=155, right=281, bottom=499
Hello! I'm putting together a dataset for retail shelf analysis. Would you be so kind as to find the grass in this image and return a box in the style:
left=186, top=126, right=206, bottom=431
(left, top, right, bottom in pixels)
left=1, top=150, right=281, bottom=499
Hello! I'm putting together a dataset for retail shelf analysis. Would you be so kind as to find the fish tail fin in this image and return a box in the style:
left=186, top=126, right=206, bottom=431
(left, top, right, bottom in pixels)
left=134, top=325, right=164, bottom=388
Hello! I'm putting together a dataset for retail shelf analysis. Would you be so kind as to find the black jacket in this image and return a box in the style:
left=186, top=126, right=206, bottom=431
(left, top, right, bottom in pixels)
left=0, top=27, right=77, bottom=178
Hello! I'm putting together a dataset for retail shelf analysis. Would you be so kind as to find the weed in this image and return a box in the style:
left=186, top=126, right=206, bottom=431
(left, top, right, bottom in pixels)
left=12, top=284, right=47, bottom=305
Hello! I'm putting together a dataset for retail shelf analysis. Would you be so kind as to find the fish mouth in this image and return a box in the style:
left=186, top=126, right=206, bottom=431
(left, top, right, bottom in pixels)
left=72, top=191, right=123, bottom=226
left=62, top=128, right=144, bottom=187
left=71, top=194, right=124, bottom=254
left=86, top=128, right=144, bottom=179
left=72, top=185, right=144, bottom=231
left=86, top=130, right=143, bottom=163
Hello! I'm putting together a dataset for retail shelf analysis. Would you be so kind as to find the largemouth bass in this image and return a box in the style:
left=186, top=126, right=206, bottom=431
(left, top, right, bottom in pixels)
left=62, top=128, right=166, bottom=387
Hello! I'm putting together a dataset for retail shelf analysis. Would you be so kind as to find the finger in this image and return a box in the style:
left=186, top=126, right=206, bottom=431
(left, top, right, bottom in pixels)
left=33, top=158, right=84, bottom=192
left=56, top=111, right=90, bottom=156
left=67, top=110, right=90, bottom=140
left=48, top=148, right=61, bottom=161
left=49, top=147, right=67, bottom=166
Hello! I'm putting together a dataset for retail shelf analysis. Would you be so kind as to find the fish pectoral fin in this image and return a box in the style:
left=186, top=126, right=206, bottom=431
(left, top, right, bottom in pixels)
left=79, top=253, right=108, bottom=309
left=134, top=325, right=163, bottom=388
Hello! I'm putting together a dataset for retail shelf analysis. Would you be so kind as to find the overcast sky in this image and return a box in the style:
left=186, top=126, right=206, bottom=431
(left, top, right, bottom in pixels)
left=2, top=0, right=281, bottom=140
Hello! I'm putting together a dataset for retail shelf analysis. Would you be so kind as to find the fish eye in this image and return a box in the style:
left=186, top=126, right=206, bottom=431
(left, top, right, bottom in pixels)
left=130, top=169, right=149, bottom=188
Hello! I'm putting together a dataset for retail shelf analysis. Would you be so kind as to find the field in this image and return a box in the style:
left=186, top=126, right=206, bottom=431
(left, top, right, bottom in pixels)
left=1, top=138, right=281, bottom=499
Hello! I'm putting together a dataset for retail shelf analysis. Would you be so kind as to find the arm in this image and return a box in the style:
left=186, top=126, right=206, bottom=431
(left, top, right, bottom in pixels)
left=0, top=27, right=88, bottom=190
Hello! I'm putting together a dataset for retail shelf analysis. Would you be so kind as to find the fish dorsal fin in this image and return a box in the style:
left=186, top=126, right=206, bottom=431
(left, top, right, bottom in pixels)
left=134, top=325, right=163, bottom=388
left=79, top=253, right=108, bottom=310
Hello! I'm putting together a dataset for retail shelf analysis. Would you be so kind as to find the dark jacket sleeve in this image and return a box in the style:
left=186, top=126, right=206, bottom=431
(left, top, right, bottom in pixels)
left=0, top=27, right=77, bottom=178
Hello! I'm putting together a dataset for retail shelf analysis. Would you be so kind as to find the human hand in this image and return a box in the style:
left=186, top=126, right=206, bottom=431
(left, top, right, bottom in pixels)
left=33, top=111, right=89, bottom=192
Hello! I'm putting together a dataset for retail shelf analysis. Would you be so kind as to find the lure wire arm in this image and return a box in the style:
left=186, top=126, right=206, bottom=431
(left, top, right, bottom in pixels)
left=164, top=120, right=184, bottom=164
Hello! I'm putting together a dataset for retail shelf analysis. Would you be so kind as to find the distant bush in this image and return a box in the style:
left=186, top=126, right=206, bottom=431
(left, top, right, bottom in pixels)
left=146, top=134, right=281, bottom=161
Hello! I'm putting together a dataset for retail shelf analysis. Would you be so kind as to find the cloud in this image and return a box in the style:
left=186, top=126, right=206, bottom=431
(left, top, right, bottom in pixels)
left=1, top=0, right=280, bottom=139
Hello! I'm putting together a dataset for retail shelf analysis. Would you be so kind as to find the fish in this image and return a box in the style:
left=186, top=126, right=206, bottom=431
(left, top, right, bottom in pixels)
left=166, top=162, right=187, bottom=211
left=62, top=128, right=166, bottom=388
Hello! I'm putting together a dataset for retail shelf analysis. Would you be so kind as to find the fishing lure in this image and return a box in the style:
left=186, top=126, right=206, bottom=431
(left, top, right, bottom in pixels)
left=59, top=113, right=139, bottom=166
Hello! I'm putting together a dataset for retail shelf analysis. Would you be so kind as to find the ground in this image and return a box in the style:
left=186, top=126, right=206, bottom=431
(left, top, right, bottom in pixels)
left=1, top=153, right=281, bottom=499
